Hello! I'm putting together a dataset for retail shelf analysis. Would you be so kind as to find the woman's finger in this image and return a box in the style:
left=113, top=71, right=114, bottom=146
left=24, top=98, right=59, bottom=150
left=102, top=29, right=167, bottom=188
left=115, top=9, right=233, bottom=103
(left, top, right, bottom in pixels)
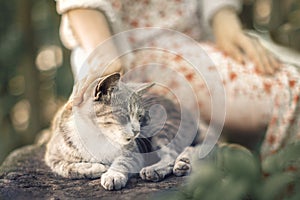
left=252, top=39, right=275, bottom=74
left=238, top=35, right=265, bottom=73
left=219, top=40, right=245, bottom=64
left=239, top=34, right=279, bottom=74
left=268, top=52, right=281, bottom=71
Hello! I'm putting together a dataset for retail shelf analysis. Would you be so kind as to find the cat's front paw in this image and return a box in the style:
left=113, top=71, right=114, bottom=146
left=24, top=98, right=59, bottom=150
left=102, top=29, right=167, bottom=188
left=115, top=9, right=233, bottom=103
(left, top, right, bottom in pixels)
left=173, top=157, right=191, bottom=176
left=140, top=166, right=165, bottom=182
left=101, top=171, right=128, bottom=190
left=73, top=163, right=109, bottom=178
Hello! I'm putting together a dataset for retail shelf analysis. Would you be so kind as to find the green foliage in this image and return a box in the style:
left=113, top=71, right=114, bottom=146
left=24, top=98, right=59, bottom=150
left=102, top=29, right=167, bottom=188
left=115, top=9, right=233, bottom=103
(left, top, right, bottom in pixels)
left=0, top=0, right=73, bottom=164
left=167, top=142, right=300, bottom=200
left=262, top=142, right=300, bottom=175
left=268, top=0, right=300, bottom=51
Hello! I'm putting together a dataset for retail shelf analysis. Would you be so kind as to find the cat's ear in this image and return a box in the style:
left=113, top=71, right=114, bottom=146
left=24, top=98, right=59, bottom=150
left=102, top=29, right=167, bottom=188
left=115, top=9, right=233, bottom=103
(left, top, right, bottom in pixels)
left=136, top=82, right=155, bottom=96
left=94, top=72, right=121, bottom=101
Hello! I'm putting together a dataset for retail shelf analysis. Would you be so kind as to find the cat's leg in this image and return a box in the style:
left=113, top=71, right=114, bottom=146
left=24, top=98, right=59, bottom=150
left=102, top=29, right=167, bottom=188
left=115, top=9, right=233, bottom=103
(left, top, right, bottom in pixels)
left=173, top=146, right=195, bottom=176
left=45, top=151, right=108, bottom=179
left=101, top=153, right=144, bottom=190
left=140, top=146, right=178, bottom=182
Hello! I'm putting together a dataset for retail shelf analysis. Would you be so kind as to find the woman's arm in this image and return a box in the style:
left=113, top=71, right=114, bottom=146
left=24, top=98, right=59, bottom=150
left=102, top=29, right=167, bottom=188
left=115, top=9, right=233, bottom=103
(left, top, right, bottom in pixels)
left=67, top=8, right=111, bottom=53
left=67, top=8, right=122, bottom=75
left=65, top=8, right=122, bottom=105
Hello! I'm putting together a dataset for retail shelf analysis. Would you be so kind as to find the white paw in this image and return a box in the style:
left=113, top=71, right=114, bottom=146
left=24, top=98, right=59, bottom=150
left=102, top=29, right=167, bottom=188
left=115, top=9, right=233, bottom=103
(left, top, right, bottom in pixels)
left=173, top=157, right=191, bottom=176
left=75, top=163, right=108, bottom=178
left=66, top=163, right=108, bottom=178
left=140, top=166, right=167, bottom=182
left=101, top=171, right=128, bottom=190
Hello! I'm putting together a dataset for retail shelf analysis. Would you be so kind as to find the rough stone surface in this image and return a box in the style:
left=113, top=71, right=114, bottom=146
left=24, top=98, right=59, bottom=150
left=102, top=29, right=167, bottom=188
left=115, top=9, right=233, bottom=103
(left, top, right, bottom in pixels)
left=0, top=144, right=185, bottom=200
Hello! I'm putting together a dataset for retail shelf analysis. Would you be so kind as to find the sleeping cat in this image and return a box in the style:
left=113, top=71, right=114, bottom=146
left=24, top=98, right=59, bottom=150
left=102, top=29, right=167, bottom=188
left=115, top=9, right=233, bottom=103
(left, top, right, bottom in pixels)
left=45, top=72, right=199, bottom=190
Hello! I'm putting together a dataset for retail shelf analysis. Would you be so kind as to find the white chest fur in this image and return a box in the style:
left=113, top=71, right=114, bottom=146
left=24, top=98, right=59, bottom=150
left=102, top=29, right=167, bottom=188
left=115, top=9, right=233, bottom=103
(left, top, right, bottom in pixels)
left=68, top=113, right=123, bottom=165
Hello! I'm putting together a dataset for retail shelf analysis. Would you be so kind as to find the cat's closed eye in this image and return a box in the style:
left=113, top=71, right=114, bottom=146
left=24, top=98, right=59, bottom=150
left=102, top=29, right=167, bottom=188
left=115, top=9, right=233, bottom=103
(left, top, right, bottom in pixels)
left=103, top=121, right=114, bottom=125
left=118, top=115, right=130, bottom=124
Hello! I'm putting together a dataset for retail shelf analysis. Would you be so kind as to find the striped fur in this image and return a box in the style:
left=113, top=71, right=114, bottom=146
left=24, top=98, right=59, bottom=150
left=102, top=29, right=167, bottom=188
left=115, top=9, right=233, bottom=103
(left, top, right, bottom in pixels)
left=139, top=95, right=199, bottom=181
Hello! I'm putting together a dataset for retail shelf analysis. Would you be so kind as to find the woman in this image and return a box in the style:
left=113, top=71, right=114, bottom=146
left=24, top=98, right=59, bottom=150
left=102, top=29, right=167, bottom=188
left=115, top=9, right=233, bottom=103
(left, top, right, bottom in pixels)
left=55, top=0, right=299, bottom=158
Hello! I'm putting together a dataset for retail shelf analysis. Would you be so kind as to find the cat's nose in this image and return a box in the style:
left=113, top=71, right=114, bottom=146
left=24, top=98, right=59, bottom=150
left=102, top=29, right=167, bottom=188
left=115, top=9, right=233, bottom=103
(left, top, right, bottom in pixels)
left=125, top=132, right=138, bottom=142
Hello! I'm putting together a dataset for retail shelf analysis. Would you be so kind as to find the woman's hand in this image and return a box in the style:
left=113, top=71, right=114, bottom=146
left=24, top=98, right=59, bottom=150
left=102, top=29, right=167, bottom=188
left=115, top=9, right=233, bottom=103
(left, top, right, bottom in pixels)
left=212, top=8, right=280, bottom=75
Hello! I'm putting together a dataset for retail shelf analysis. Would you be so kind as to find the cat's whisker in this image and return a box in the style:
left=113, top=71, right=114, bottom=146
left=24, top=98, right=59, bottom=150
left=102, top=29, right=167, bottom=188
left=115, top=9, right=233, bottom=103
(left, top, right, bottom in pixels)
left=133, top=132, right=140, bottom=139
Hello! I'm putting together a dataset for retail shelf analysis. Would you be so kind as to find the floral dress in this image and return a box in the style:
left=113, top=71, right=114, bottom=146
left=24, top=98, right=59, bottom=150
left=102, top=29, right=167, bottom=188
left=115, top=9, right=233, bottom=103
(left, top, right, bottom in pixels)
left=55, top=0, right=300, bottom=158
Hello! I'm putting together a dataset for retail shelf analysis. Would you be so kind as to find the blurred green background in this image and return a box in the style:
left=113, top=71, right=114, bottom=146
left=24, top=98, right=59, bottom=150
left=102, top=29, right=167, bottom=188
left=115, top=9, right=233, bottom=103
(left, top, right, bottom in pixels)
left=0, top=0, right=73, bottom=164
left=0, top=0, right=299, bottom=164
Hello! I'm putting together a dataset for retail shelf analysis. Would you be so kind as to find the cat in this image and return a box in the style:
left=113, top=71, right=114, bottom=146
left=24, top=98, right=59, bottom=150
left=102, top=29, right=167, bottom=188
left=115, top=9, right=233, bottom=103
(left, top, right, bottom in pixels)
left=45, top=72, right=199, bottom=190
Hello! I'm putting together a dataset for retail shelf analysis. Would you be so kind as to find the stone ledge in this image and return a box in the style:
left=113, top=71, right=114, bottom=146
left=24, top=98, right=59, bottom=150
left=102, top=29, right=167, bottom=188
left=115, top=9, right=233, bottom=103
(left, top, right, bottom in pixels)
left=0, top=144, right=184, bottom=200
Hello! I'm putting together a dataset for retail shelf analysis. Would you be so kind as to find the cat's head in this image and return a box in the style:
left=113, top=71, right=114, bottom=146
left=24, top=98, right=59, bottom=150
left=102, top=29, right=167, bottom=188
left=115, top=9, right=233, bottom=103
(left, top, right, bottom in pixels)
left=92, top=73, right=153, bottom=146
